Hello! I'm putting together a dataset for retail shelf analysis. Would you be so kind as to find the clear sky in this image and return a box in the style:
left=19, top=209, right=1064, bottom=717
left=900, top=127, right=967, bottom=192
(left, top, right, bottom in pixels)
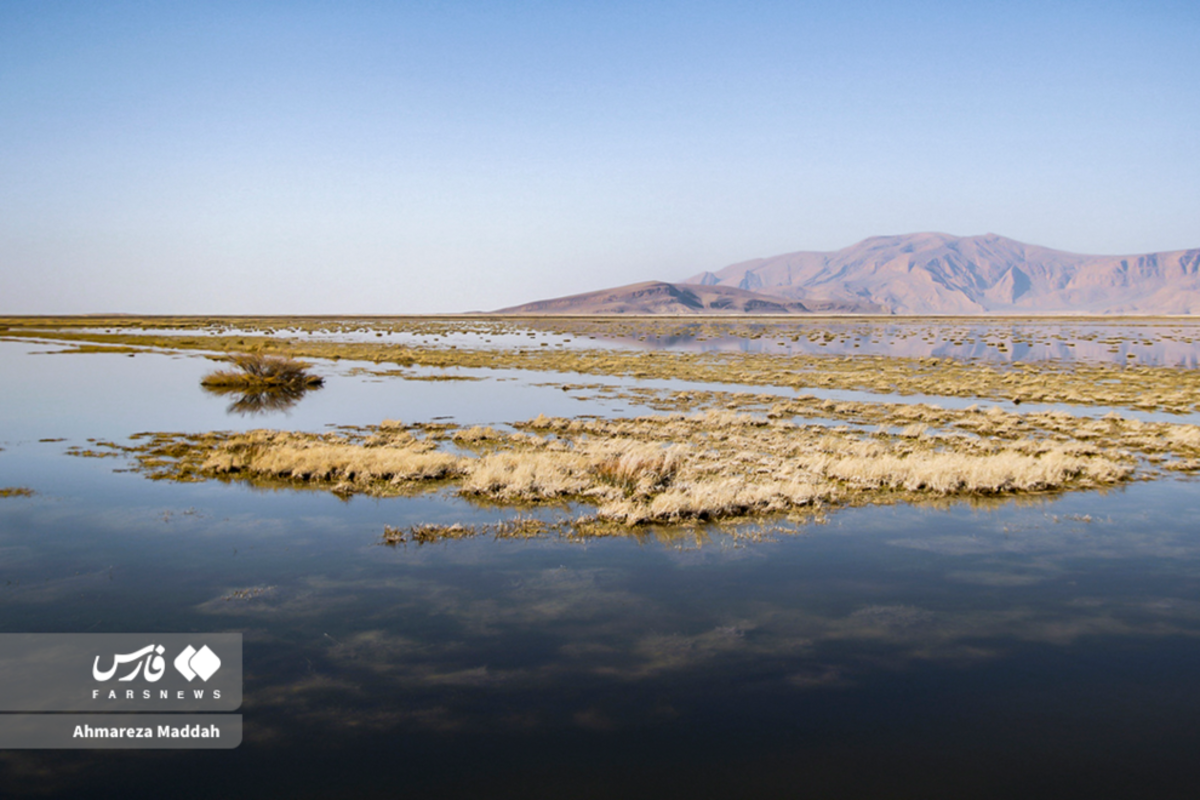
left=2, top=0, right=1198, bottom=313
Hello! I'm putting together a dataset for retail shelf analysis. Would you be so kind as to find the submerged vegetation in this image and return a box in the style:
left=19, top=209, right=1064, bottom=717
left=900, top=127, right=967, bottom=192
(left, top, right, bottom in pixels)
left=383, top=516, right=550, bottom=545
left=0, top=487, right=35, bottom=498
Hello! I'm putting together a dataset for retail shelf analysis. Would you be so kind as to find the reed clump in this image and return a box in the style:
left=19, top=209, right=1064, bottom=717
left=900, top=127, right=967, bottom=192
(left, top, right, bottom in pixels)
left=200, top=353, right=323, bottom=389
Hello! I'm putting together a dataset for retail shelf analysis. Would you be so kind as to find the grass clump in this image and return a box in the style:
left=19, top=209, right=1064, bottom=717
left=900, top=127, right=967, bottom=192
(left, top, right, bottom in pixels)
left=124, top=410, right=1137, bottom=527
left=591, top=442, right=682, bottom=496
left=201, top=353, right=324, bottom=415
left=451, top=426, right=505, bottom=445
left=199, top=429, right=464, bottom=491
left=201, top=353, right=323, bottom=389
left=460, top=451, right=593, bottom=500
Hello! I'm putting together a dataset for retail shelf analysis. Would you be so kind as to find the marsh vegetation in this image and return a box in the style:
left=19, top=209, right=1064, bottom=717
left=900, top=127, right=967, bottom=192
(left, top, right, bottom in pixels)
left=5, top=310, right=1200, bottom=800
left=199, top=353, right=323, bottom=415
left=6, top=316, right=1200, bottom=798
left=200, top=352, right=323, bottom=389
left=116, top=401, right=1149, bottom=529
left=8, top=314, right=1200, bottom=538
left=7, top=315, right=1200, bottom=413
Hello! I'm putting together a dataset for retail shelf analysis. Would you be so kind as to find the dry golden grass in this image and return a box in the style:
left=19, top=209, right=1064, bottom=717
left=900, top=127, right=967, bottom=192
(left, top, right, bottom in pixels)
left=0, top=487, right=35, bottom=498
left=451, top=426, right=505, bottom=444
left=460, top=451, right=593, bottom=500
left=10, top=316, right=1200, bottom=413
left=27, top=314, right=1198, bottom=532
left=200, top=353, right=323, bottom=389
left=820, top=449, right=1126, bottom=494
left=123, top=406, right=1139, bottom=525
left=589, top=440, right=683, bottom=496
left=198, top=429, right=463, bottom=491
left=599, top=477, right=824, bottom=525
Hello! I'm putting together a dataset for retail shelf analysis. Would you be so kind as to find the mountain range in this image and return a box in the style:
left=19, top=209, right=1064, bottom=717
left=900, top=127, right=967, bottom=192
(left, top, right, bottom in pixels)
left=495, top=281, right=812, bottom=315
left=496, top=233, right=1200, bottom=315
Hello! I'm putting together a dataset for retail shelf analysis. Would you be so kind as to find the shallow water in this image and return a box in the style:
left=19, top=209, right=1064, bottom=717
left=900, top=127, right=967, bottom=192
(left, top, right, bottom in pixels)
left=11, top=337, right=1197, bottom=437
left=3, top=330, right=1200, bottom=798
left=588, top=318, right=1200, bottom=366
left=34, top=321, right=636, bottom=354
left=25, top=316, right=1200, bottom=365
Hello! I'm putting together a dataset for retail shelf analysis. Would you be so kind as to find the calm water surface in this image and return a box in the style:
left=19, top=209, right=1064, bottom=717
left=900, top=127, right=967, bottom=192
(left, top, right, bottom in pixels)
left=2, top=332, right=1200, bottom=798
left=42, top=316, right=1200, bottom=364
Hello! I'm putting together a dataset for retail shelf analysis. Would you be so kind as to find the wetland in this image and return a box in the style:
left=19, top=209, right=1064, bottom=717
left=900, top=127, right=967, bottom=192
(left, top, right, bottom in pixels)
left=3, top=315, right=1200, bottom=798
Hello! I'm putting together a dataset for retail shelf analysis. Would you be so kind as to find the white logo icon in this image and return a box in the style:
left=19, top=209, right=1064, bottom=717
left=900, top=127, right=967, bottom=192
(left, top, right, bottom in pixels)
left=93, top=645, right=167, bottom=682
left=174, top=645, right=222, bottom=682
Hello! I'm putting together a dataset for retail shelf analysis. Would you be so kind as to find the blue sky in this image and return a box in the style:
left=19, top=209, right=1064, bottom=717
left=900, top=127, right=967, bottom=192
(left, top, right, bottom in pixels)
left=2, top=0, right=1198, bottom=313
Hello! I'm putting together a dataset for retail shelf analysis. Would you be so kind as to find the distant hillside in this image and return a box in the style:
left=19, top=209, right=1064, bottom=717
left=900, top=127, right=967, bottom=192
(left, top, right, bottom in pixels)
left=686, top=233, right=1200, bottom=315
left=494, top=281, right=815, bottom=315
